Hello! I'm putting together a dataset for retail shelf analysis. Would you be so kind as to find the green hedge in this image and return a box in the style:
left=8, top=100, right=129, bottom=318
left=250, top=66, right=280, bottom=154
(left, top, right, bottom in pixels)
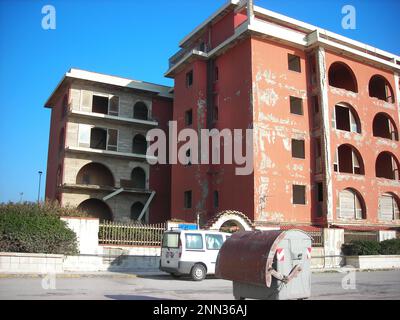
left=342, top=239, right=400, bottom=256
left=0, top=202, right=79, bottom=255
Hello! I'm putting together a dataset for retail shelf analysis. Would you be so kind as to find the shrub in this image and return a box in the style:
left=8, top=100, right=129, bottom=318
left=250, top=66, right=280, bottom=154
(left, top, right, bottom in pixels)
left=342, top=238, right=400, bottom=256
left=379, top=239, right=400, bottom=255
left=342, top=240, right=381, bottom=256
left=0, top=202, right=79, bottom=255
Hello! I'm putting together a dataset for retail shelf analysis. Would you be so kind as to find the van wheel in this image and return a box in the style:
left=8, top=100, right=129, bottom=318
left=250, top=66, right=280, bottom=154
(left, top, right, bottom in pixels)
left=191, top=264, right=206, bottom=281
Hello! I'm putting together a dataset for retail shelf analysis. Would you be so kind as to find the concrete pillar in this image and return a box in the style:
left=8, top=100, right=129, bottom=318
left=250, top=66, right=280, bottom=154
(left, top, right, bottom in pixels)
left=61, top=217, right=100, bottom=255
left=323, top=228, right=344, bottom=268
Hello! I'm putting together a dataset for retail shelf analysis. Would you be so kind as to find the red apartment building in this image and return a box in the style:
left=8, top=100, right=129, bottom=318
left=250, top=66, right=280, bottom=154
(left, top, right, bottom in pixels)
left=165, top=0, right=400, bottom=232
left=46, top=1, right=400, bottom=234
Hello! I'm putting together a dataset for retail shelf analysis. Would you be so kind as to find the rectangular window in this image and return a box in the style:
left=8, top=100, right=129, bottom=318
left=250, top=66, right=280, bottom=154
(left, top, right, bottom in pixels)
left=288, top=54, right=301, bottom=72
left=205, top=234, right=223, bottom=250
left=92, top=95, right=109, bottom=115
left=185, top=234, right=203, bottom=250
left=293, top=185, right=306, bottom=205
left=292, top=139, right=305, bottom=159
left=290, top=96, right=303, bottom=115
left=186, top=70, right=193, bottom=87
left=214, top=67, right=219, bottom=82
left=184, top=191, right=192, bottom=209
left=107, top=129, right=118, bottom=152
left=316, top=182, right=323, bottom=217
left=185, top=109, right=193, bottom=126
left=162, top=233, right=179, bottom=248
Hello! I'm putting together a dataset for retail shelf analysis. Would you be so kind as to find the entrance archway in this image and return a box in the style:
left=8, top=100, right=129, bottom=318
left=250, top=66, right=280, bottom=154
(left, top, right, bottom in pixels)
left=204, top=210, right=254, bottom=233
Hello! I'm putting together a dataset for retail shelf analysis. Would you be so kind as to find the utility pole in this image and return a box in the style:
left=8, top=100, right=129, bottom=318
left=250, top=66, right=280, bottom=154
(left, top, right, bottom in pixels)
left=247, top=0, right=254, bottom=23
left=37, top=171, right=43, bottom=204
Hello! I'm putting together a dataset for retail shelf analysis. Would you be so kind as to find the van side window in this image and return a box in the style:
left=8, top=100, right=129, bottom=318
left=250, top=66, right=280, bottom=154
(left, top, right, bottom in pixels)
left=185, top=234, right=203, bottom=250
left=206, top=234, right=224, bottom=250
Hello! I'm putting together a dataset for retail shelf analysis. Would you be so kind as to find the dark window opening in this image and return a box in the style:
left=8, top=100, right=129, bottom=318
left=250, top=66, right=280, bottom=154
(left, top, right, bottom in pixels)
left=293, top=185, right=306, bottom=205
left=288, top=54, right=301, bottom=72
left=290, top=96, right=303, bottom=115
left=376, top=152, right=399, bottom=180
left=335, top=145, right=364, bottom=175
left=334, top=104, right=361, bottom=133
left=132, top=134, right=147, bottom=155
left=133, top=102, right=148, bottom=120
left=186, top=149, right=192, bottom=166
left=184, top=191, right=192, bottom=209
left=131, top=202, right=145, bottom=221
left=90, top=128, right=107, bottom=150
left=373, top=113, right=399, bottom=141
left=292, top=139, right=305, bottom=159
left=186, top=70, right=193, bottom=88
left=369, top=75, right=395, bottom=103
left=185, top=109, right=193, bottom=126
left=92, top=95, right=109, bottom=115
left=328, top=62, right=358, bottom=93
left=131, top=167, right=146, bottom=189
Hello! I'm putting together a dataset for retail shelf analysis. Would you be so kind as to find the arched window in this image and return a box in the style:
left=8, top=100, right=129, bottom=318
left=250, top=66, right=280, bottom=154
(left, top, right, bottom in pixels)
left=133, top=102, right=148, bottom=120
left=369, top=75, right=395, bottom=103
left=131, top=167, right=146, bottom=189
left=76, top=163, right=115, bottom=187
left=379, top=193, right=400, bottom=221
left=373, top=113, right=399, bottom=141
left=334, top=103, right=361, bottom=133
left=334, top=145, right=364, bottom=175
left=132, top=134, right=147, bottom=155
left=328, top=62, right=358, bottom=93
left=131, top=202, right=145, bottom=221
left=337, top=189, right=365, bottom=220
left=376, top=152, right=400, bottom=180
left=90, top=128, right=107, bottom=150
left=78, top=199, right=113, bottom=222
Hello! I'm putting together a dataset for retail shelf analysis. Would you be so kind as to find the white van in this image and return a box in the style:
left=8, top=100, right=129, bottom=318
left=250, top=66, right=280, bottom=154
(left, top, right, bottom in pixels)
left=159, top=229, right=231, bottom=281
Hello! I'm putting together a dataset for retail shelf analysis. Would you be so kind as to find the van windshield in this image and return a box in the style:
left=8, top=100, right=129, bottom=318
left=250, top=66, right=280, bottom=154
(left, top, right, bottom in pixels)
left=162, top=233, right=179, bottom=248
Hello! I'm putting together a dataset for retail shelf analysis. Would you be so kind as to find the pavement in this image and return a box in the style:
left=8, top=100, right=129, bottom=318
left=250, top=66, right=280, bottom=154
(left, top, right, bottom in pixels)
left=0, top=269, right=399, bottom=300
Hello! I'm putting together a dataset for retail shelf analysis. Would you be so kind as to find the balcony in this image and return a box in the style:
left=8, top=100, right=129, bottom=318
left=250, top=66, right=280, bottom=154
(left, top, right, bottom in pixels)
left=65, top=146, right=157, bottom=162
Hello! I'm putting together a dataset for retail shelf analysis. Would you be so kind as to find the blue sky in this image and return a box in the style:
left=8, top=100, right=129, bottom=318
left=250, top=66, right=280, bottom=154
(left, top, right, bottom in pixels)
left=0, top=0, right=399, bottom=203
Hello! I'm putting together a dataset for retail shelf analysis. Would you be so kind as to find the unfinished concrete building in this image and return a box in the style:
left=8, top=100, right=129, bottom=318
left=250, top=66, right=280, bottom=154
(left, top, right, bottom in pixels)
left=45, top=69, right=172, bottom=223
left=165, top=0, right=400, bottom=232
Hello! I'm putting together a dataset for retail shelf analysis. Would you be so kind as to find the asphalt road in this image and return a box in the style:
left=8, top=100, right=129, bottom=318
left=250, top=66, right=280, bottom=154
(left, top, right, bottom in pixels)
left=0, top=270, right=399, bottom=300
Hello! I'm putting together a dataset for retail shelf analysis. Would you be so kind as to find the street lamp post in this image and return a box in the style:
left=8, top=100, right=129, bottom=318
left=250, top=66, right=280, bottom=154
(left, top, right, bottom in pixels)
left=38, top=171, right=43, bottom=204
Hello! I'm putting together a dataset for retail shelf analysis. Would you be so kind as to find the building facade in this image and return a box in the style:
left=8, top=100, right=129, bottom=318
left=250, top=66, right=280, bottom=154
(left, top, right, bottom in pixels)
left=46, top=1, right=400, bottom=232
left=165, top=0, right=400, bottom=231
left=45, top=69, right=172, bottom=223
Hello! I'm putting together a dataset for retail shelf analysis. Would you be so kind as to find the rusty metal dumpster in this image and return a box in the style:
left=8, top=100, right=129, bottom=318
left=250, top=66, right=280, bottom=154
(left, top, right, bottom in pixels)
left=215, top=230, right=312, bottom=300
